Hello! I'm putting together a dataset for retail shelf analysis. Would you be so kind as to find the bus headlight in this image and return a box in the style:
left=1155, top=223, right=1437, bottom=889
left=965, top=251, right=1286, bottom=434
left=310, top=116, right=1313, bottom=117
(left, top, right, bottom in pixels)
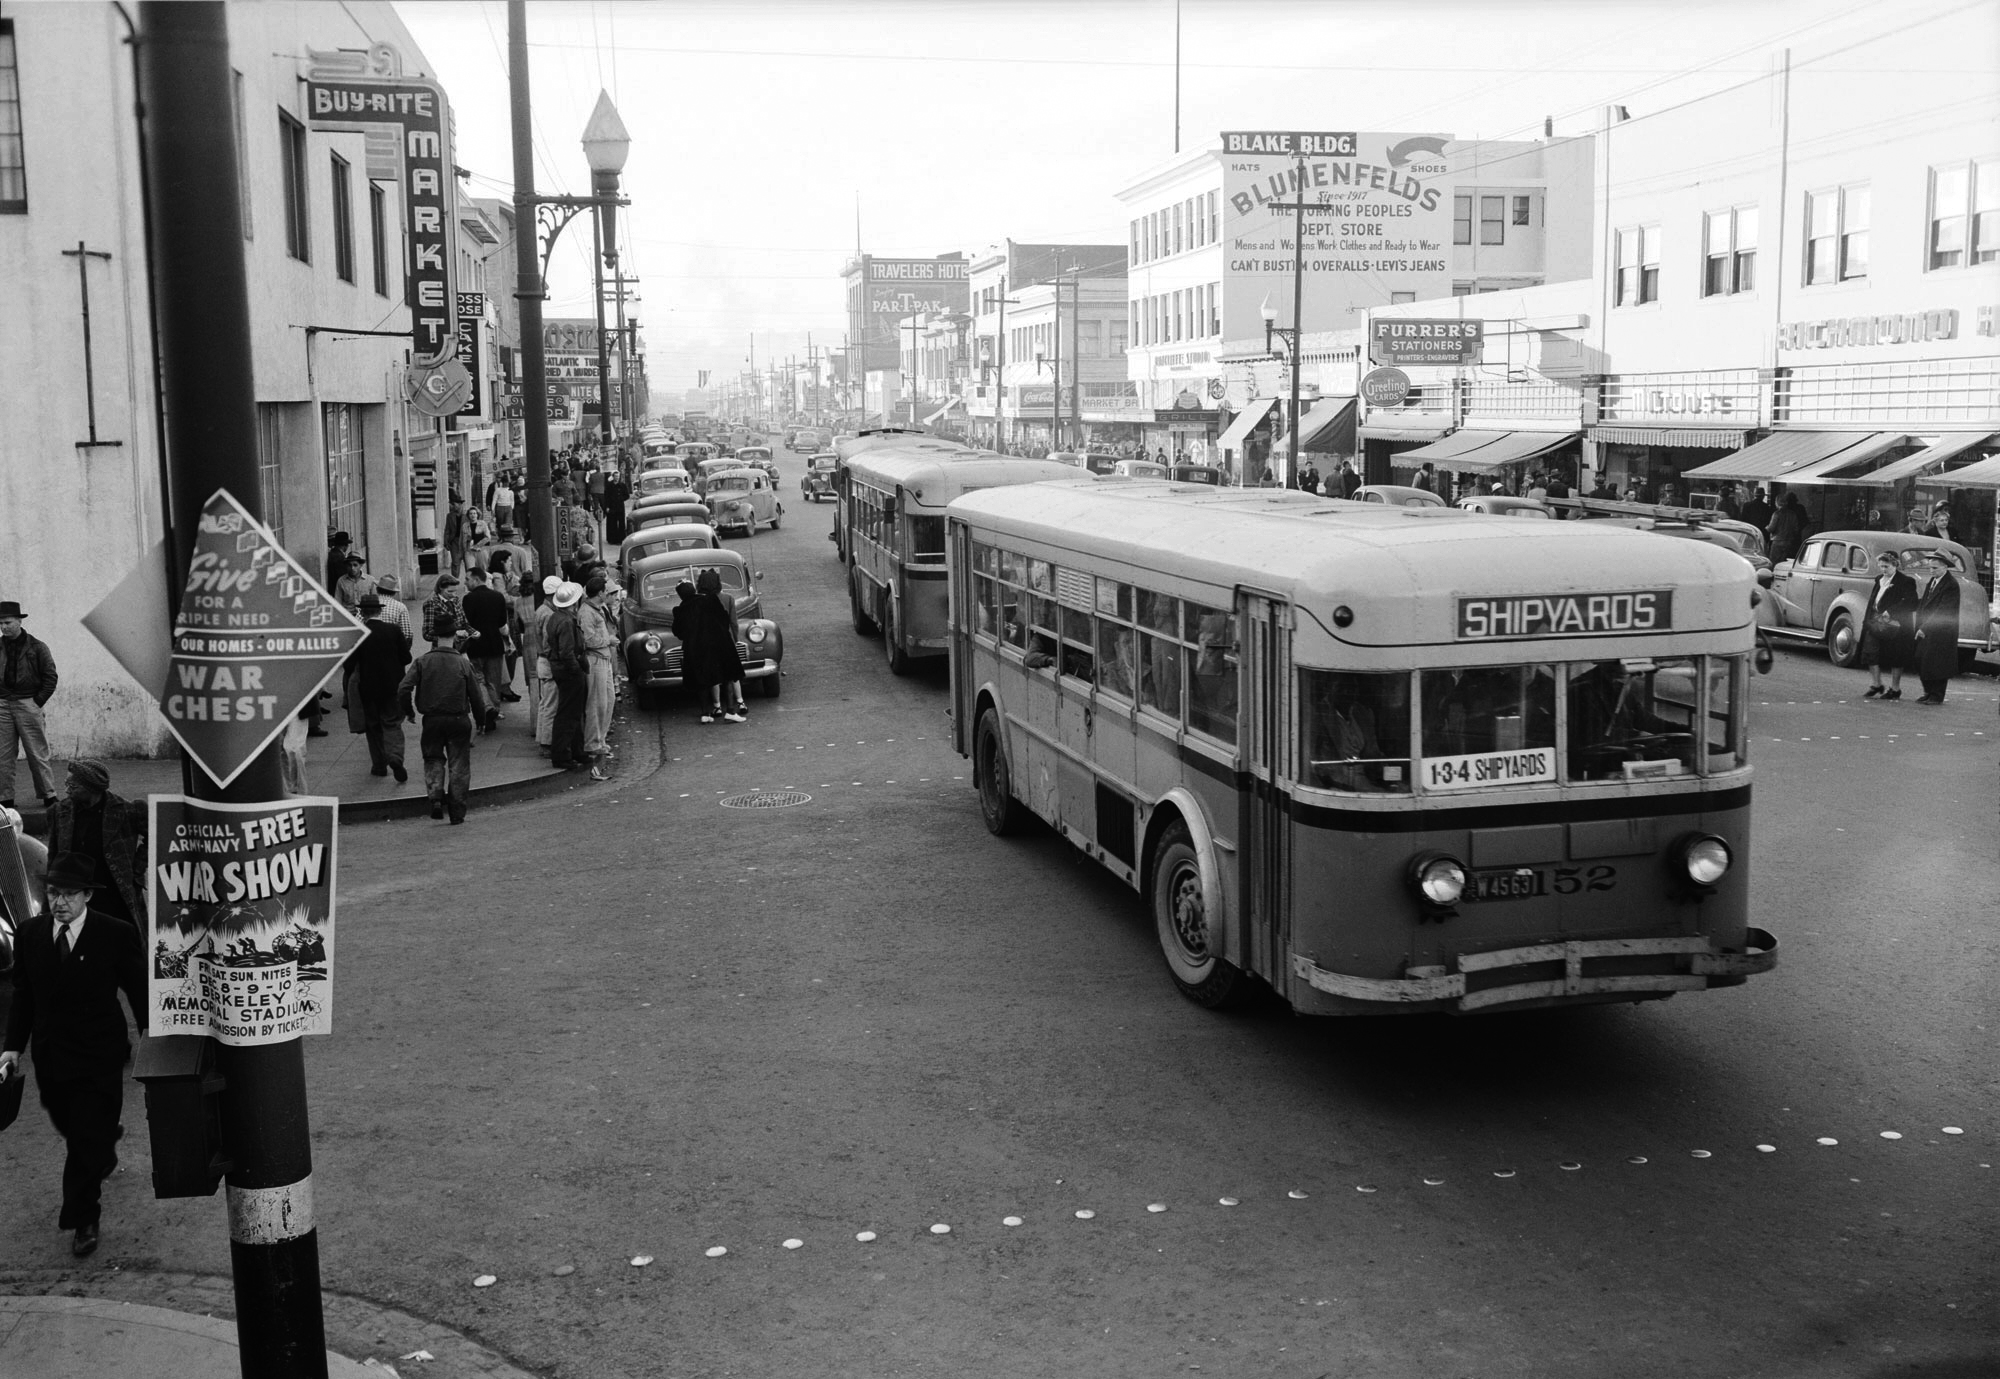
left=1677, top=834, right=1732, bottom=887
left=1407, top=851, right=1467, bottom=910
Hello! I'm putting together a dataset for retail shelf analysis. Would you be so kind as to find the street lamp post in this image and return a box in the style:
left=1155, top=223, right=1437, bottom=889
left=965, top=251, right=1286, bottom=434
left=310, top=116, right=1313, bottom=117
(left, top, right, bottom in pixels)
left=1261, top=297, right=1300, bottom=489
left=581, top=91, right=628, bottom=463
left=1260, top=153, right=1310, bottom=489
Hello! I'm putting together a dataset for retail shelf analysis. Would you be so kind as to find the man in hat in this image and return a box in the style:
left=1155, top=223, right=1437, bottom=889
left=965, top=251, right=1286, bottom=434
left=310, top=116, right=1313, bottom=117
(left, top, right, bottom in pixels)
left=460, top=568, right=513, bottom=709
left=0, top=599, right=59, bottom=813
left=345, top=594, right=411, bottom=782
left=1, top=852, right=147, bottom=1258
left=543, top=582, right=590, bottom=772
left=531, top=575, right=562, bottom=749
left=397, top=614, right=496, bottom=823
left=372, top=574, right=414, bottom=649
left=324, top=531, right=352, bottom=587
left=579, top=574, right=618, bottom=779
left=44, top=761, right=145, bottom=925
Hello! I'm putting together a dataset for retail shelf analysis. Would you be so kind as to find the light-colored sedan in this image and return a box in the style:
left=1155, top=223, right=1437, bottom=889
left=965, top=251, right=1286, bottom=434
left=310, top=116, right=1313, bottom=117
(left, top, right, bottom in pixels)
left=702, top=468, right=783, bottom=536
left=1355, top=484, right=1446, bottom=508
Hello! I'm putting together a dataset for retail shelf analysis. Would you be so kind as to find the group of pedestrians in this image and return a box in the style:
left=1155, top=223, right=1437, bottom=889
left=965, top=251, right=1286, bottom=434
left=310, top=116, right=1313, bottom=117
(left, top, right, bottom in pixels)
left=1857, top=548, right=1968, bottom=705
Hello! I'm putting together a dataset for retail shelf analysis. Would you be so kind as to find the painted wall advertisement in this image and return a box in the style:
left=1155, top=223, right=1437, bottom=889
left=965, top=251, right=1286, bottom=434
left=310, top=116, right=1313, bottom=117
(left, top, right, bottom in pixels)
left=1221, top=130, right=1454, bottom=343
left=147, top=796, right=338, bottom=1046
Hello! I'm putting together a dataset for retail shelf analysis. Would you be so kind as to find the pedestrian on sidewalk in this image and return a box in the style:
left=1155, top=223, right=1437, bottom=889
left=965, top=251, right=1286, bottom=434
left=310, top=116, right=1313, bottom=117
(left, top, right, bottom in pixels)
left=460, top=569, right=513, bottom=707
left=544, top=582, right=590, bottom=771
left=333, top=555, right=373, bottom=615
left=1, top=852, right=147, bottom=1258
left=442, top=492, right=470, bottom=576
left=324, top=531, right=352, bottom=587
left=0, top=600, right=60, bottom=814
left=580, top=575, right=618, bottom=780
left=1860, top=551, right=1918, bottom=701
left=684, top=569, right=748, bottom=723
left=531, top=575, right=560, bottom=749
left=44, top=762, right=145, bottom=925
left=604, top=473, right=630, bottom=545
left=422, top=574, right=463, bottom=644
left=1909, top=552, right=1964, bottom=706
left=372, top=574, right=414, bottom=649
left=397, top=616, right=495, bottom=824
left=345, top=595, right=411, bottom=782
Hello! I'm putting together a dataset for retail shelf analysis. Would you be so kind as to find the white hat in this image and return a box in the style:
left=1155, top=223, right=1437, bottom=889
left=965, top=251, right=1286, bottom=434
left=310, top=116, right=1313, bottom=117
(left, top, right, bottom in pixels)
left=551, top=582, right=584, bottom=609
left=542, top=575, right=563, bottom=597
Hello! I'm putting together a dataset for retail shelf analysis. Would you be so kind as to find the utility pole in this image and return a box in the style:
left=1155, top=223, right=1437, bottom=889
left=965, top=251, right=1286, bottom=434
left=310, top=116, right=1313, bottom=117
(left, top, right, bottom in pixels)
left=507, top=0, right=556, bottom=577
left=1051, top=272, right=1064, bottom=451
left=994, top=276, right=1008, bottom=452
left=136, top=4, right=327, bottom=1371
left=1287, top=153, right=1306, bottom=489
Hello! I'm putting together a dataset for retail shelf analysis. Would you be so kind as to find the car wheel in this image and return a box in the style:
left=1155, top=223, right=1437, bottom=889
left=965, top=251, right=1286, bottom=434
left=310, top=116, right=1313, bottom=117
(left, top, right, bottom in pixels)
left=884, top=599, right=911, bottom=676
left=1958, top=647, right=1979, bottom=674
left=850, top=571, right=877, bottom=635
left=760, top=670, right=782, bottom=699
left=974, top=708, right=1021, bottom=836
left=1150, top=821, right=1246, bottom=1009
left=1825, top=611, right=1861, bottom=668
left=770, top=510, right=781, bottom=530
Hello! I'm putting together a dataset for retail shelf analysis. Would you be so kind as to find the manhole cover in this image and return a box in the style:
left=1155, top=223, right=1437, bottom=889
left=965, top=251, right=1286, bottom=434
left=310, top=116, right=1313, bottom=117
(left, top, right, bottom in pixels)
left=719, top=790, right=812, bottom=810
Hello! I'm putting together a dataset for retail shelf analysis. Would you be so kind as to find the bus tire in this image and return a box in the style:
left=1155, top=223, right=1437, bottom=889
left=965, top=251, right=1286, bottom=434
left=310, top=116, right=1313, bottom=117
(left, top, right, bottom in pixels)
left=1825, top=611, right=1861, bottom=668
left=884, top=600, right=911, bottom=676
left=851, top=572, right=878, bottom=635
left=1150, top=822, right=1246, bottom=1009
left=974, top=708, right=1022, bottom=836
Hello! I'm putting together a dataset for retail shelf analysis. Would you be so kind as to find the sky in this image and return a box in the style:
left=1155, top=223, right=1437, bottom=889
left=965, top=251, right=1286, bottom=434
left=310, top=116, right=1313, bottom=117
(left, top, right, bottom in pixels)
left=394, top=0, right=1985, bottom=393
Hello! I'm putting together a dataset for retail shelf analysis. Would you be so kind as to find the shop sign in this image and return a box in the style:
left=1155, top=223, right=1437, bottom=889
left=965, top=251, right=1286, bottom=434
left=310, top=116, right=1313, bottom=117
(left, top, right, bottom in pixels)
left=1778, top=309, right=1958, bottom=351
left=306, top=48, right=455, bottom=365
left=1372, top=318, right=1483, bottom=365
left=147, top=795, right=338, bottom=1045
left=1456, top=590, right=1674, bottom=640
left=1156, top=409, right=1215, bottom=426
left=1361, top=366, right=1412, bottom=407
left=455, top=293, right=484, bottom=418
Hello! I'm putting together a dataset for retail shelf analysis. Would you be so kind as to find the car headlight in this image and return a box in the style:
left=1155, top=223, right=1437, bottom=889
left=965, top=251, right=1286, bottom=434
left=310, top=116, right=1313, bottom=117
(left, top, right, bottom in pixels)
left=1407, top=851, right=1467, bottom=908
left=643, top=636, right=662, bottom=654
left=1679, top=834, right=1732, bottom=887
left=747, top=625, right=767, bottom=644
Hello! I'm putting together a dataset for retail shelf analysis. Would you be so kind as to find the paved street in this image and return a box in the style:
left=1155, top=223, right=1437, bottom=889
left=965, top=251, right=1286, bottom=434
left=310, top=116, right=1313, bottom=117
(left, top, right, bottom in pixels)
left=3, top=444, right=1995, bottom=1378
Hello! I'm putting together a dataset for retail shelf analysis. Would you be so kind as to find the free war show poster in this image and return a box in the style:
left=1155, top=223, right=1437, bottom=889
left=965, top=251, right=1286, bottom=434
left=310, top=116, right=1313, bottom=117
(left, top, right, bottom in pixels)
left=147, top=795, right=338, bottom=1045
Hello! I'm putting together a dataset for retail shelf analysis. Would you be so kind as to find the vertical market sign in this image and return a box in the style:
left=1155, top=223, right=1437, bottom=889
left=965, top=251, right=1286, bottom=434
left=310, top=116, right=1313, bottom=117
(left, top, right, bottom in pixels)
left=147, top=796, right=339, bottom=1045
left=1219, top=131, right=1454, bottom=343
left=306, top=47, right=456, bottom=365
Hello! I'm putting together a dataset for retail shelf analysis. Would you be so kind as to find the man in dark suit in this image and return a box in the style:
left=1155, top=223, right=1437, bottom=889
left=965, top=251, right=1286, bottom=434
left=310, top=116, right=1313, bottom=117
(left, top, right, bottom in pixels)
left=1909, top=553, right=1964, bottom=705
left=1, top=853, right=148, bottom=1257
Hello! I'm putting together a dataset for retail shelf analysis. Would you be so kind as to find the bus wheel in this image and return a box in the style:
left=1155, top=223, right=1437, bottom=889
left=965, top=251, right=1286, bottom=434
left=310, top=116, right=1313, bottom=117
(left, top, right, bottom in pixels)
left=884, top=601, right=911, bottom=676
left=850, top=573, right=878, bottom=635
left=1151, top=823, right=1245, bottom=1009
left=1825, top=611, right=1861, bottom=668
left=975, top=709, right=1021, bottom=836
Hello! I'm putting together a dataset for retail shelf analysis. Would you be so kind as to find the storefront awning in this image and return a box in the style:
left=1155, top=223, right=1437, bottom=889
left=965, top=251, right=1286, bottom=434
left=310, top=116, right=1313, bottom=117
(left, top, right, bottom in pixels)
left=921, top=397, right=963, bottom=425
left=1935, top=454, right=2000, bottom=488
left=1589, top=426, right=1750, bottom=449
left=1398, top=429, right=1578, bottom=473
left=1216, top=397, right=1277, bottom=452
left=1296, top=396, right=1357, bottom=454
left=1819, top=431, right=1998, bottom=487
left=1678, top=430, right=1899, bottom=482
left=1359, top=419, right=1452, bottom=443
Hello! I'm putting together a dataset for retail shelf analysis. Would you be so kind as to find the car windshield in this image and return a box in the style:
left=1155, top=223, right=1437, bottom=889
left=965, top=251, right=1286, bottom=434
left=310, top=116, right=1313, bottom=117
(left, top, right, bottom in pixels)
left=639, top=563, right=746, bottom=602
left=710, top=476, right=750, bottom=492
left=638, top=473, right=685, bottom=492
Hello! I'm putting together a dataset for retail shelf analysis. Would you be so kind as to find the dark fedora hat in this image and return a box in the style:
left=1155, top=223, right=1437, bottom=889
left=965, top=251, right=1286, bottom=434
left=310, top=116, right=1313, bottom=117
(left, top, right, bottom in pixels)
left=44, top=853, right=103, bottom=892
left=0, top=601, right=25, bottom=619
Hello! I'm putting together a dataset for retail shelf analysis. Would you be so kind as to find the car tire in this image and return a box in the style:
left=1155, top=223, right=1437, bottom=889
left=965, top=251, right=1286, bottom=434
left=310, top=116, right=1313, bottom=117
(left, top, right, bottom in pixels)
left=771, top=510, right=781, bottom=530
left=974, top=708, right=1021, bottom=836
left=1958, top=647, right=1979, bottom=674
left=1825, top=611, right=1861, bottom=668
left=1151, top=822, right=1246, bottom=1009
left=760, top=670, right=782, bottom=699
left=884, top=600, right=911, bottom=676
left=850, top=571, right=877, bottom=635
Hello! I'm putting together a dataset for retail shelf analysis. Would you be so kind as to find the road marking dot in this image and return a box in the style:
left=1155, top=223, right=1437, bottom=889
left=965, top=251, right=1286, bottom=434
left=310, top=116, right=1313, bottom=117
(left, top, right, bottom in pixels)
left=1287, top=1189, right=1309, bottom=1199
left=1691, top=1150, right=1712, bottom=1159
left=1218, top=1197, right=1239, bottom=1207
left=1075, top=1209, right=1095, bottom=1220
left=1423, top=1177, right=1446, bottom=1186
left=783, top=1238, right=803, bottom=1250
left=1942, top=1127, right=1964, bottom=1135
left=1627, top=1156, right=1648, bottom=1165
left=855, top=1230, right=876, bottom=1242
left=1002, top=1216, right=1023, bottom=1227
left=1818, top=1138, right=1839, bottom=1146
left=1492, top=1170, right=1516, bottom=1179
left=930, top=1223, right=951, bottom=1235
left=1880, top=1131, right=1903, bottom=1140
left=472, top=1275, right=496, bottom=1288
left=1147, top=1203, right=1167, bottom=1213
left=705, top=1247, right=727, bottom=1258
left=1757, top=1144, right=1777, bottom=1153
left=1560, top=1162, right=1582, bottom=1171
left=552, top=1264, right=574, bottom=1277
left=630, top=1255, right=653, bottom=1266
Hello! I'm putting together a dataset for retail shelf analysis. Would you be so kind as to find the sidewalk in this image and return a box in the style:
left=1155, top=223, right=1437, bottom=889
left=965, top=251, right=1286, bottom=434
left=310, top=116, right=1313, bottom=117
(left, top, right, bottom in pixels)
left=0, top=1295, right=373, bottom=1378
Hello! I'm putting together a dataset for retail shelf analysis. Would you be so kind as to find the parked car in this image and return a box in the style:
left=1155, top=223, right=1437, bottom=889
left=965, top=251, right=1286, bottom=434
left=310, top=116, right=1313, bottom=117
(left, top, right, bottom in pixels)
left=1757, top=530, right=1990, bottom=669
left=802, top=453, right=839, bottom=502
left=1456, top=495, right=1553, bottom=518
left=1354, top=484, right=1446, bottom=508
left=1113, top=459, right=1169, bottom=479
left=632, top=468, right=693, bottom=504
left=735, top=445, right=779, bottom=486
left=628, top=497, right=713, bottom=529
left=702, top=468, right=783, bottom=535
left=1168, top=464, right=1221, bottom=485
left=620, top=510, right=719, bottom=581
left=1047, top=451, right=1121, bottom=475
left=620, top=547, right=784, bottom=706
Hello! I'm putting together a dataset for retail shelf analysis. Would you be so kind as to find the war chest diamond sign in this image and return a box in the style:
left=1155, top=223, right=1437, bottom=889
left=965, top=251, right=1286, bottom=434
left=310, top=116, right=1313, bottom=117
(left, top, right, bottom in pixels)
left=161, top=490, right=367, bottom=788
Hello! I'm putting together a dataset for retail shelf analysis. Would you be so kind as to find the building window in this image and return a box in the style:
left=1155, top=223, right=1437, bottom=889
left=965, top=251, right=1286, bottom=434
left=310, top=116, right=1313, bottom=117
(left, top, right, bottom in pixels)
left=1390, top=291, right=1417, bottom=304
left=1207, top=191, right=1218, bottom=242
left=1111, top=318, right=1127, bottom=355
left=1453, top=195, right=1472, bottom=245
left=1615, top=225, right=1660, bottom=305
left=1173, top=202, right=1184, bottom=255
left=1805, top=184, right=1867, bottom=284
left=1512, top=195, right=1531, bottom=226
left=369, top=183, right=388, bottom=296
left=279, top=110, right=310, bottom=262
left=1451, top=283, right=1473, bottom=297
left=231, top=70, right=252, bottom=238
left=1702, top=206, right=1757, bottom=296
left=256, top=404, right=286, bottom=550
left=0, top=20, right=26, bottom=213
left=330, top=154, right=355, bottom=283
left=1130, top=218, right=1140, bottom=264
left=1480, top=196, right=1505, bottom=245
left=1928, top=160, right=1998, bottom=269
left=323, top=403, right=366, bottom=547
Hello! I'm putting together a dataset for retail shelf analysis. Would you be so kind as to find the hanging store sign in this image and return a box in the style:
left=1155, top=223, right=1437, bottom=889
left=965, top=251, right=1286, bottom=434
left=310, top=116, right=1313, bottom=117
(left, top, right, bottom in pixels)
left=306, top=47, right=456, bottom=365
left=1360, top=367, right=1412, bottom=407
left=455, top=293, right=485, bottom=418
left=1371, top=318, right=1484, bottom=366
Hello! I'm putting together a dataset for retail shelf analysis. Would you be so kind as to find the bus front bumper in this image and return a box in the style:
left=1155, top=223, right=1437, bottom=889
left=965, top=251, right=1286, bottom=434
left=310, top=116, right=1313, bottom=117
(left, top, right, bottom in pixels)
left=1290, top=928, right=1778, bottom=1012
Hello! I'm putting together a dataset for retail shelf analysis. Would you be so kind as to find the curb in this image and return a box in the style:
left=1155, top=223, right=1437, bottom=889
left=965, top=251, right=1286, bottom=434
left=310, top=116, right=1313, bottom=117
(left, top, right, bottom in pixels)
left=0, top=1270, right=542, bottom=1379
left=335, top=761, right=590, bottom=823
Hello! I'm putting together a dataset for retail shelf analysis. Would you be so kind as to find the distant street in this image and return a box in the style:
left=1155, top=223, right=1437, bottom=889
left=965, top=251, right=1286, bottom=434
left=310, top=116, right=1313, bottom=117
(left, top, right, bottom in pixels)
left=4, top=443, right=1995, bottom=1378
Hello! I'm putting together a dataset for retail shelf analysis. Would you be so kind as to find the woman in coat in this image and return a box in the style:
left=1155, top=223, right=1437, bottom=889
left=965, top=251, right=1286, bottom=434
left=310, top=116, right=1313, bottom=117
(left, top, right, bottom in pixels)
left=1858, top=549, right=1919, bottom=700
left=1908, top=553, right=1963, bottom=705
left=671, top=576, right=746, bottom=724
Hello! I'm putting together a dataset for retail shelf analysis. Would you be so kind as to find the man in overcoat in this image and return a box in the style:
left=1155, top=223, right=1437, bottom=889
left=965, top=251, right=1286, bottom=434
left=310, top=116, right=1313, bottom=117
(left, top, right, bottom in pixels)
left=44, top=761, right=146, bottom=925
left=1909, top=552, right=1964, bottom=705
left=1, top=853, right=147, bottom=1256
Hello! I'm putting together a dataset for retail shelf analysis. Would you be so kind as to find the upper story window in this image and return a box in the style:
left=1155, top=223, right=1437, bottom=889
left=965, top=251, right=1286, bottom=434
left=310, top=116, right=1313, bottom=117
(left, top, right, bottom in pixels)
left=231, top=70, right=252, bottom=238
left=1173, top=201, right=1183, bottom=255
left=1615, top=225, right=1660, bottom=306
left=1702, top=206, right=1757, bottom=296
left=1512, top=195, right=1531, bottom=226
left=0, top=20, right=26, bottom=214
left=1928, top=160, right=1997, bottom=270
left=1207, top=190, right=1218, bottom=242
left=1453, top=195, right=1472, bottom=245
left=1130, top=218, right=1140, bottom=265
left=279, top=110, right=310, bottom=262
left=1805, top=184, right=1867, bottom=284
left=330, top=154, right=355, bottom=283
left=1480, top=195, right=1505, bottom=245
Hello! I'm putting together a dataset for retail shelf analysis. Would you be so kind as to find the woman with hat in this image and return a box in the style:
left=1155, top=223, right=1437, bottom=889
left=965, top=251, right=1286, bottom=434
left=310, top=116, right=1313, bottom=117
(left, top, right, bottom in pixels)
left=0, top=598, right=60, bottom=813
left=0, top=852, right=148, bottom=1258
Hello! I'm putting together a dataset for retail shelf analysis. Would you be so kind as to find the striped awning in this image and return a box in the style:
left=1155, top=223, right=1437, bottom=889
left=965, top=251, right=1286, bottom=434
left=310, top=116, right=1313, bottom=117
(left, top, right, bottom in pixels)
left=1217, top=397, right=1277, bottom=452
left=1820, top=431, right=1998, bottom=487
left=1679, top=430, right=1901, bottom=482
left=1931, top=454, right=2000, bottom=488
left=1589, top=426, right=1750, bottom=448
left=1397, top=430, right=1579, bottom=474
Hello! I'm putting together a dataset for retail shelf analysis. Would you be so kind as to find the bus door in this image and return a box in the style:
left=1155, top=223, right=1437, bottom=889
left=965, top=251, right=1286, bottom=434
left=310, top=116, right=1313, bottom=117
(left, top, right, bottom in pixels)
left=1235, top=589, right=1292, bottom=978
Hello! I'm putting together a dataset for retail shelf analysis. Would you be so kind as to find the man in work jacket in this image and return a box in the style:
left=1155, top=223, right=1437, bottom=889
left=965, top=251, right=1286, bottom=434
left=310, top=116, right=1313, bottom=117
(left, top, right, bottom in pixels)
left=396, top=615, right=496, bottom=825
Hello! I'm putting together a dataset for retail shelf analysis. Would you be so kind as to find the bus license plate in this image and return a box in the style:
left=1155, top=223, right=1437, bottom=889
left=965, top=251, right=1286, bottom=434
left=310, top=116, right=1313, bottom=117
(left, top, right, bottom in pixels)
left=1465, top=868, right=1548, bottom=902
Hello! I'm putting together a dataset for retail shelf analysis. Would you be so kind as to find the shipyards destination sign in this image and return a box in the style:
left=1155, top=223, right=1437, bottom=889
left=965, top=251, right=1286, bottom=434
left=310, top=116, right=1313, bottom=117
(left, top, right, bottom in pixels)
left=1457, top=591, right=1675, bottom=640
left=306, top=45, right=456, bottom=365
left=1220, top=130, right=1454, bottom=343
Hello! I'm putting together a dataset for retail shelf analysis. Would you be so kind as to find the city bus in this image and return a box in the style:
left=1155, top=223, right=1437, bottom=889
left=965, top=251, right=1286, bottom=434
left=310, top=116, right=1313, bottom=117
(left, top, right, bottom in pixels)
left=844, top=450, right=1077, bottom=673
left=947, top=483, right=1777, bottom=1015
left=830, top=427, right=975, bottom=565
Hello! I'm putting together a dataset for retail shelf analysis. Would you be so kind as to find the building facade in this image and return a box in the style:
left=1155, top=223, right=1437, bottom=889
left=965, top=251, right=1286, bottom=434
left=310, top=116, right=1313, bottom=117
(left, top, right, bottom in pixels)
left=962, top=241, right=1127, bottom=451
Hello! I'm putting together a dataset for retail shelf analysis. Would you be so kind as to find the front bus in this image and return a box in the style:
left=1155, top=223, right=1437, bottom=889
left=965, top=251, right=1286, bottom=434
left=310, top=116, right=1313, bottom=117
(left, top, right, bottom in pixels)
left=948, top=483, right=1776, bottom=1016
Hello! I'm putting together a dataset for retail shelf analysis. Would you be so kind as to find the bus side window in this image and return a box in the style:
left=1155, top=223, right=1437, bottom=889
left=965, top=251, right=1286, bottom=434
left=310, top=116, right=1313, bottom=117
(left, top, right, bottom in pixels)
left=1097, top=621, right=1134, bottom=698
left=1060, top=605, right=1095, bottom=682
left=1136, top=589, right=1181, bottom=717
left=1185, top=603, right=1237, bottom=744
left=1025, top=595, right=1059, bottom=669
left=1301, top=670, right=1411, bottom=793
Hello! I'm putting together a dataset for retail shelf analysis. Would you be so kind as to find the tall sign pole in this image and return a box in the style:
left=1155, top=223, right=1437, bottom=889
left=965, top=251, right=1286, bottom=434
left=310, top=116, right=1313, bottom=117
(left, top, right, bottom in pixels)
left=136, top=4, right=328, bottom=1371
left=1288, top=151, right=1306, bottom=489
left=508, top=1, right=557, bottom=579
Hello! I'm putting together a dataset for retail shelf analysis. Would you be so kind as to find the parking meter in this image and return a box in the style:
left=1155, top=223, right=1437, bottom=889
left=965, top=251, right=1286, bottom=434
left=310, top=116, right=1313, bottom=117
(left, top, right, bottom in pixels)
left=132, top=1034, right=231, bottom=1198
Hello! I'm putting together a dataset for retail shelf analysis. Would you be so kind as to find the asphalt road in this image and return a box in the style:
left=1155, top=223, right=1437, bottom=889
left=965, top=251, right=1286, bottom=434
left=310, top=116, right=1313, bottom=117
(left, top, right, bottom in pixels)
left=2, top=447, right=1994, bottom=1379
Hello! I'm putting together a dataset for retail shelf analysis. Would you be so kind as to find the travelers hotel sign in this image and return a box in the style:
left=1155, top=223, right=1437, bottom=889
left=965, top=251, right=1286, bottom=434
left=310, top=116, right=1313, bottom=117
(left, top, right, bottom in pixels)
left=1220, top=130, right=1455, bottom=341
